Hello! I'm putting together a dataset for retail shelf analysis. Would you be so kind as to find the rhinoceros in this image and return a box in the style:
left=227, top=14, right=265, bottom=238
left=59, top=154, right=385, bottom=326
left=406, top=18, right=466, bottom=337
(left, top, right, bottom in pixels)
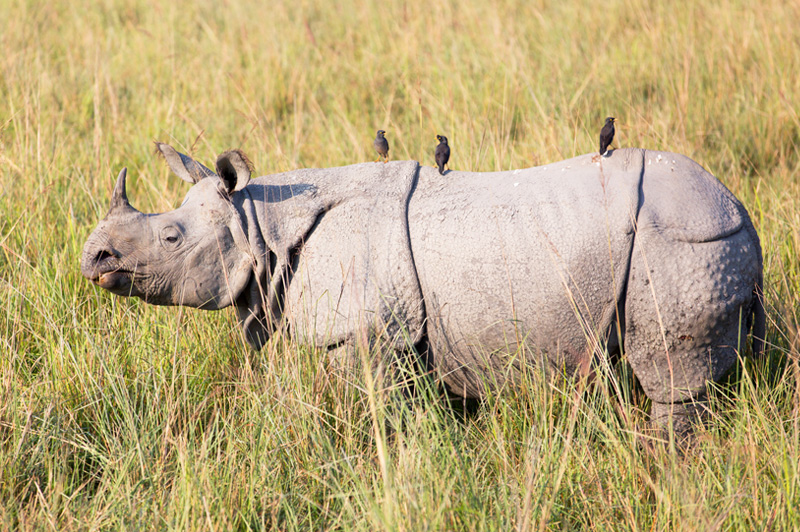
left=81, top=143, right=765, bottom=434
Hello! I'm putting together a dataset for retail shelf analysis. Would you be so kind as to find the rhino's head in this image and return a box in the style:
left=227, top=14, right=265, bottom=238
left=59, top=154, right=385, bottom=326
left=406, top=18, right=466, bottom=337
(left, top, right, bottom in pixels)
left=81, top=144, right=258, bottom=311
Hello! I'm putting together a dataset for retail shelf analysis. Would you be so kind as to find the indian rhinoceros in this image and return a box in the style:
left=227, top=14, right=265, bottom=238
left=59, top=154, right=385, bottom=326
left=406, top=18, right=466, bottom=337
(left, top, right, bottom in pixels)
left=81, top=143, right=765, bottom=434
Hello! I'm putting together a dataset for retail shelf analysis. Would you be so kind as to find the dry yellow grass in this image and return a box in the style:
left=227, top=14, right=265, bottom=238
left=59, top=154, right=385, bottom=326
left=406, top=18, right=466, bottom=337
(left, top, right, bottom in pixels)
left=1, top=0, right=799, bottom=529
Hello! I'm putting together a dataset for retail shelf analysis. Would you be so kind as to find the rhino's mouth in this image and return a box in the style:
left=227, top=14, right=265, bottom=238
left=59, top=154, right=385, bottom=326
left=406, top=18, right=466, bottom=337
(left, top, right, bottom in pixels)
left=87, top=259, right=135, bottom=294
left=94, top=269, right=133, bottom=292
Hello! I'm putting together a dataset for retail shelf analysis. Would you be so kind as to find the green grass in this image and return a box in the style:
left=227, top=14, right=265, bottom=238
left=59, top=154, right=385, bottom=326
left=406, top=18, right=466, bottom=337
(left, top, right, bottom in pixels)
left=2, top=0, right=800, bottom=529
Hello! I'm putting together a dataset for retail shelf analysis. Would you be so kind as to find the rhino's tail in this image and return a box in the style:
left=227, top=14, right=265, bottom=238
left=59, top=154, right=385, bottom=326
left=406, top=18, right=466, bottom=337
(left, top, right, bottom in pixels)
left=751, top=272, right=766, bottom=357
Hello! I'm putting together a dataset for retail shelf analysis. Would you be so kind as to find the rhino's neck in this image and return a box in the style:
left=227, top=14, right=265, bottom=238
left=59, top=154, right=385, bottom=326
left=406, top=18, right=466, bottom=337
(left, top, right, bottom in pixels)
left=229, top=171, right=331, bottom=348
left=227, top=186, right=277, bottom=347
left=231, top=187, right=268, bottom=263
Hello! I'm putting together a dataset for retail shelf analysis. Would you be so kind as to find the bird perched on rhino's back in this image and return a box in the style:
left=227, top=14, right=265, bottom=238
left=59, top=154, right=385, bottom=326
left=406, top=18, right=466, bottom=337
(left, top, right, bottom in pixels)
left=435, top=135, right=450, bottom=175
left=599, top=117, right=616, bottom=156
left=374, top=130, right=389, bottom=163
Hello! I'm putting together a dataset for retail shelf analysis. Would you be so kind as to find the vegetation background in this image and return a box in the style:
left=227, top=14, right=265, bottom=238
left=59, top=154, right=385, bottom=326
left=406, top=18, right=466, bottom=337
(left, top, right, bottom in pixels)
left=1, top=0, right=799, bottom=529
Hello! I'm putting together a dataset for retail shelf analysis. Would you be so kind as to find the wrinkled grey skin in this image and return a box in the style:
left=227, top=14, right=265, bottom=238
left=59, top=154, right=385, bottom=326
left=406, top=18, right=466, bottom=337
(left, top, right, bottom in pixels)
left=82, top=144, right=765, bottom=435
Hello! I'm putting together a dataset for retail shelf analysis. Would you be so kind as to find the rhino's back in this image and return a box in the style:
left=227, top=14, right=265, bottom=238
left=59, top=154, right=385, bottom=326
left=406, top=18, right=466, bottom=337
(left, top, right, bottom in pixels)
left=408, top=149, right=644, bottom=395
left=635, top=150, right=745, bottom=242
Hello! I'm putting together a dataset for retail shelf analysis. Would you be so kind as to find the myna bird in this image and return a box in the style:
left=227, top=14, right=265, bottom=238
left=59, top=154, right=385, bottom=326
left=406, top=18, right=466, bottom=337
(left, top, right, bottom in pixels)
left=599, top=117, right=616, bottom=156
left=374, top=130, right=389, bottom=163
left=435, top=135, right=450, bottom=175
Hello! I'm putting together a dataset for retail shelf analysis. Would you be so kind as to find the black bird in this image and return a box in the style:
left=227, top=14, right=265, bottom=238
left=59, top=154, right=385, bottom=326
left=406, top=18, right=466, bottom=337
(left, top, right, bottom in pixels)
left=373, top=130, right=389, bottom=163
left=435, top=135, right=450, bottom=175
left=599, top=117, right=616, bottom=156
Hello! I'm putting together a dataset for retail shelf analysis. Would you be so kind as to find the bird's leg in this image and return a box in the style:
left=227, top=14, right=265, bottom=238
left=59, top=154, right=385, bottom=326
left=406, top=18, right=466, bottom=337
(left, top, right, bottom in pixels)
left=375, top=156, right=381, bottom=162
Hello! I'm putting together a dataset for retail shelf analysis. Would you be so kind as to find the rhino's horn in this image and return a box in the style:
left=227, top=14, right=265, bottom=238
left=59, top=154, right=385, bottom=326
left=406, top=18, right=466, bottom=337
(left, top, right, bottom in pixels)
left=108, top=167, right=139, bottom=214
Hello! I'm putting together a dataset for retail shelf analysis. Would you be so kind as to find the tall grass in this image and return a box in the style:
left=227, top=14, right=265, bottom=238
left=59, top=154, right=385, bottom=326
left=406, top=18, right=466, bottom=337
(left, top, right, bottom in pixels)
left=1, top=0, right=799, bottom=529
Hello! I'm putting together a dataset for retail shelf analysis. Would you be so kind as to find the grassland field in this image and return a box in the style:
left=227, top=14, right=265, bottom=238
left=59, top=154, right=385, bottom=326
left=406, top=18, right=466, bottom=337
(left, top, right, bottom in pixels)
left=1, top=0, right=800, bottom=530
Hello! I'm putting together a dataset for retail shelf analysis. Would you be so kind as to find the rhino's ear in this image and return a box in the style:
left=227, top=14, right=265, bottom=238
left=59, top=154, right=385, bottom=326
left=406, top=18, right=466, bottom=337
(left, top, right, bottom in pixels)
left=215, top=149, right=252, bottom=193
left=154, top=142, right=217, bottom=184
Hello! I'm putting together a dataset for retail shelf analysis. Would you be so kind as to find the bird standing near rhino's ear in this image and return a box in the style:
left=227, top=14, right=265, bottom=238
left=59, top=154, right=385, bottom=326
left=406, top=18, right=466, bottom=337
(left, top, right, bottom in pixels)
left=374, top=130, right=389, bottom=163
left=435, top=135, right=450, bottom=175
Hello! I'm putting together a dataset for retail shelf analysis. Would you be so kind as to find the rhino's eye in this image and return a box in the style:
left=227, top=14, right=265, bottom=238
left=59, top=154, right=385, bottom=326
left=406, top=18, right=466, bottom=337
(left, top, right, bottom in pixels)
left=160, top=226, right=184, bottom=250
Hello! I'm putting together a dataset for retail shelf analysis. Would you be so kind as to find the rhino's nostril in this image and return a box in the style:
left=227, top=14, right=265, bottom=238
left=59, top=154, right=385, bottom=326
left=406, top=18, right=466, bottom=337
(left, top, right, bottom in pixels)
left=94, top=249, right=116, bottom=265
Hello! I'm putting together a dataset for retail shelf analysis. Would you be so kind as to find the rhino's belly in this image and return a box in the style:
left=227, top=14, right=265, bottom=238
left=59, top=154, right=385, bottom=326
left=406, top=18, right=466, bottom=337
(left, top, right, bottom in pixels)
left=411, top=237, right=625, bottom=397
left=408, top=164, right=639, bottom=397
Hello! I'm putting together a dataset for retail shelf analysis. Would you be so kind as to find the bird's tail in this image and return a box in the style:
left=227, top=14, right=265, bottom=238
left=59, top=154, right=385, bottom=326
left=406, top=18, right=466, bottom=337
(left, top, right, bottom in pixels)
left=438, top=163, right=445, bottom=175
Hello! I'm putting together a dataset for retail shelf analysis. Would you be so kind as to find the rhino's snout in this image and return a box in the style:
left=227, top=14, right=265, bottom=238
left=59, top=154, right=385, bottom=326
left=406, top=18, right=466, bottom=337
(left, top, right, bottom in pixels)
left=81, top=244, right=114, bottom=279
left=81, top=244, right=133, bottom=293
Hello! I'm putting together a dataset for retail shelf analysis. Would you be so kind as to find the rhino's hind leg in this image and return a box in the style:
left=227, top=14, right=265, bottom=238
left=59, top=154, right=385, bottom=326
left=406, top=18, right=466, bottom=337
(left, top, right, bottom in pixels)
left=624, top=227, right=760, bottom=439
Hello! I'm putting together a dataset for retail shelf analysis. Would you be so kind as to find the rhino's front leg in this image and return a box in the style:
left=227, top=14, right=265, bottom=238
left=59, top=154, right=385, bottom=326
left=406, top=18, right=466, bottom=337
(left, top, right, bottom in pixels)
left=327, top=340, right=423, bottom=402
left=649, top=398, right=711, bottom=441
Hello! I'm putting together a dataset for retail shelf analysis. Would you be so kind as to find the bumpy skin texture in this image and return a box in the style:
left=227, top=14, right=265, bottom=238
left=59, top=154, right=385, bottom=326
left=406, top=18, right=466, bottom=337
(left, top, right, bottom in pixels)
left=81, top=145, right=763, bottom=433
left=624, top=151, right=762, bottom=432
